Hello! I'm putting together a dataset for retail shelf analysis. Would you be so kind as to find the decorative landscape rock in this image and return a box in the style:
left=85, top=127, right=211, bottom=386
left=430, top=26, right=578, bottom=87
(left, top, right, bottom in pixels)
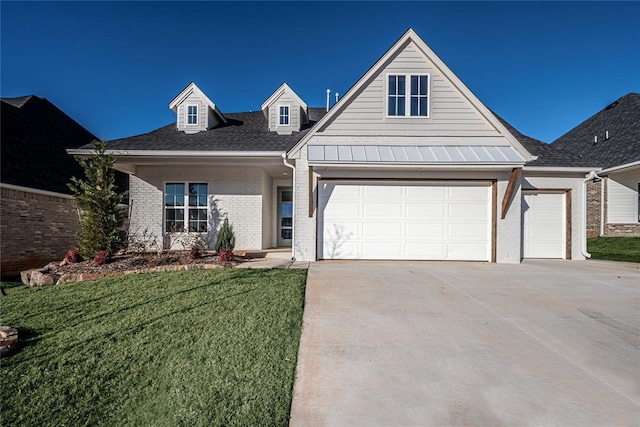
left=0, top=326, right=19, bottom=356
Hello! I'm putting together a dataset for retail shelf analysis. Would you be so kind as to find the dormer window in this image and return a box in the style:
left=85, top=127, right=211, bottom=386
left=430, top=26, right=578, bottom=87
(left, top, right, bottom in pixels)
left=279, top=105, right=290, bottom=126
left=187, top=105, right=198, bottom=125
left=387, top=74, right=429, bottom=117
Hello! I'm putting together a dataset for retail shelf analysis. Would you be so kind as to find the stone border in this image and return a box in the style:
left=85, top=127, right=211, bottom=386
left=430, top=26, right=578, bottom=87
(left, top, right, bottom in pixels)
left=21, top=262, right=227, bottom=287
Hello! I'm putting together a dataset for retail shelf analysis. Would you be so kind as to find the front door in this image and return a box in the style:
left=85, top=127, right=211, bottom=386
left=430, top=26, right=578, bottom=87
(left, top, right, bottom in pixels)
left=278, top=187, right=293, bottom=247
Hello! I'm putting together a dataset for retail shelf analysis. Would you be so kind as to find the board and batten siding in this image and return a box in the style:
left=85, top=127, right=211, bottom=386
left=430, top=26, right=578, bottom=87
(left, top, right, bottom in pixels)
left=320, top=41, right=499, bottom=137
left=607, top=171, right=639, bottom=223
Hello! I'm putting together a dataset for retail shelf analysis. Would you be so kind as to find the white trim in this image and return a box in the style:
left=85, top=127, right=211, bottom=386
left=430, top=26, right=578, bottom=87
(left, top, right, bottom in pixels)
left=279, top=105, right=291, bottom=126
left=163, top=181, right=209, bottom=234
left=523, top=166, right=601, bottom=173
left=385, top=73, right=430, bottom=118
left=599, top=160, right=640, bottom=175
left=186, top=104, right=198, bottom=126
left=0, top=182, right=75, bottom=199
left=308, top=162, right=520, bottom=170
left=288, top=28, right=534, bottom=161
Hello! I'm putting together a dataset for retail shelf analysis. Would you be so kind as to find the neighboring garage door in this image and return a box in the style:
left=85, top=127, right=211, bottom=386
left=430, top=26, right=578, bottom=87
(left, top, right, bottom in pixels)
left=522, top=192, right=566, bottom=259
left=318, top=181, right=491, bottom=261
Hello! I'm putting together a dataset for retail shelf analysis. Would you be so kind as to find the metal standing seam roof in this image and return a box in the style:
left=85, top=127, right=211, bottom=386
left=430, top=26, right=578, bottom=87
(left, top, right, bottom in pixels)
left=307, top=145, right=525, bottom=165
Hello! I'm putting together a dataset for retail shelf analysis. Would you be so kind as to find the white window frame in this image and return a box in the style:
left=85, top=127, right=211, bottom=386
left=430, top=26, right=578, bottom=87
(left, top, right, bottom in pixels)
left=186, top=104, right=198, bottom=126
left=386, top=73, right=430, bottom=118
left=279, top=105, right=290, bottom=126
left=164, top=182, right=209, bottom=233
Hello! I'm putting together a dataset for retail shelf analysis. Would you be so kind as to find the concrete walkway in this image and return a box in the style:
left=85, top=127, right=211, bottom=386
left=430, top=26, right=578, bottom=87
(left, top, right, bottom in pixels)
left=236, top=249, right=309, bottom=269
left=290, top=260, right=640, bottom=426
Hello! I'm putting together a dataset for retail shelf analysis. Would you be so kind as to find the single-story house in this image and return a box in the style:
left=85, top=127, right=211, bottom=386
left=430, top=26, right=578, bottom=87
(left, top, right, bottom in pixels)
left=553, top=93, right=639, bottom=237
left=69, top=28, right=600, bottom=263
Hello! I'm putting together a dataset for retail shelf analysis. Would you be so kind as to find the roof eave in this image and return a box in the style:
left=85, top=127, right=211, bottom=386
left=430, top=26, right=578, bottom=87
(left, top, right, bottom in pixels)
left=599, top=160, right=640, bottom=174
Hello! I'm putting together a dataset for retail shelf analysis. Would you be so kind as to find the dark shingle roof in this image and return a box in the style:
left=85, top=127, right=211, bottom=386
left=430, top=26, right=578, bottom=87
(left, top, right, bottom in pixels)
left=552, top=93, right=640, bottom=169
left=494, top=113, right=597, bottom=168
left=99, top=108, right=327, bottom=152
left=1, top=96, right=96, bottom=194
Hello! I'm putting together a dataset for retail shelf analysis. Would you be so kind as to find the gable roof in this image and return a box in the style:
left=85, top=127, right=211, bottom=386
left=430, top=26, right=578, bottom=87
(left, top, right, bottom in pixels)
left=89, top=108, right=327, bottom=153
left=261, top=82, right=308, bottom=112
left=169, top=82, right=227, bottom=124
left=552, top=93, right=640, bottom=169
left=1, top=95, right=96, bottom=194
left=288, top=28, right=534, bottom=162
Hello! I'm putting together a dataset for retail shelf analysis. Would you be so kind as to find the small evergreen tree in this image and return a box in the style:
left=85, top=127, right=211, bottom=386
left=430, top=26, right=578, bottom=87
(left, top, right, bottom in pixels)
left=68, top=140, right=127, bottom=258
left=214, top=217, right=236, bottom=253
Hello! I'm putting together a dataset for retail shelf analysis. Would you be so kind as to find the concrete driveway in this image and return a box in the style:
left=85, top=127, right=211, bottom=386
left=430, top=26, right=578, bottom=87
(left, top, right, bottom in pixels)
left=290, top=260, right=640, bottom=426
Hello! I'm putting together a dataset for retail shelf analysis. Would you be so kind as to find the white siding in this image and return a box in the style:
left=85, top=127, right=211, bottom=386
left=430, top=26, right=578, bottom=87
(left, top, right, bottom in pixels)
left=320, top=41, right=500, bottom=137
left=607, top=171, right=639, bottom=223
left=129, top=165, right=272, bottom=251
left=176, top=92, right=220, bottom=133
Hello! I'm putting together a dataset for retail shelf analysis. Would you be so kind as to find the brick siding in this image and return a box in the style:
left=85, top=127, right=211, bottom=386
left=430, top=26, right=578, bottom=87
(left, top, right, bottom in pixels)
left=1, top=187, right=79, bottom=277
left=586, top=180, right=601, bottom=238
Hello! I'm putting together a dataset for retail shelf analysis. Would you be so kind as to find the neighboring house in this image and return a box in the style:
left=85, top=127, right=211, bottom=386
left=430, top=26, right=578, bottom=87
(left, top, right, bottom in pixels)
left=70, top=28, right=599, bottom=262
left=1, top=96, right=92, bottom=276
left=553, top=93, right=640, bottom=237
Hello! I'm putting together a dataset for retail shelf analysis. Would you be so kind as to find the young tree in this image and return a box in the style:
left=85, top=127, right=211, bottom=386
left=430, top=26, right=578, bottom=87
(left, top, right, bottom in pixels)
left=68, top=140, right=127, bottom=258
left=214, top=217, right=236, bottom=253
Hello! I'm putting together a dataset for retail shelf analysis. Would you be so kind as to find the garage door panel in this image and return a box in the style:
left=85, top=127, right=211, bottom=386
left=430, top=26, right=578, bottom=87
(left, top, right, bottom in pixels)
left=406, top=202, right=445, bottom=218
left=406, top=186, right=445, bottom=199
left=448, top=243, right=489, bottom=261
left=319, top=181, right=491, bottom=261
left=362, top=222, right=402, bottom=239
left=363, top=202, right=402, bottom=217
left=405, top=243, right=446, bottom=259
left=363, top=185, right=402, bottom=198
left=362, top=242, right=403, bottom=259
left=406, top=223, right=445, bottom=239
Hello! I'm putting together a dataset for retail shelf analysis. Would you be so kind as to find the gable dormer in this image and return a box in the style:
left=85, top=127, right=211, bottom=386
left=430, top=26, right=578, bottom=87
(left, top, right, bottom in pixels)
left=261, top=83, right=308, bottom=135
left=169, top=82, right=226, bottom=134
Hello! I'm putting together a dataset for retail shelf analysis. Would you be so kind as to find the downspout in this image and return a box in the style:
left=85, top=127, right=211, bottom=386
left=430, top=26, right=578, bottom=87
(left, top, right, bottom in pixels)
left=599, top=177, right=605, bottom=236
left=582, top=170, right=601, bottom=259
left=282, top=153, right=296, bottom=261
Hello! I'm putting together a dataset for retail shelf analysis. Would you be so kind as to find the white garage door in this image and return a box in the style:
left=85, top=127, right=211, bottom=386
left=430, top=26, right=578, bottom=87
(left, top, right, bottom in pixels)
left=318, top=181, right=491, bottom=261
left=522, top=192, right=566, bottom=259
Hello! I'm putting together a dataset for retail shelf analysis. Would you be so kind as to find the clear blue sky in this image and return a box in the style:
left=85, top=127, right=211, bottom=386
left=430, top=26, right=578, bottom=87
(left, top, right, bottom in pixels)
left=2, top=1, right=639, bottom=143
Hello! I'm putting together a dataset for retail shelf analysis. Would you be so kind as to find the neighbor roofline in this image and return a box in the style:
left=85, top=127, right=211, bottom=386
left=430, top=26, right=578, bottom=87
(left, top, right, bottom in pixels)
left=599, top=160, right=640, bottom=174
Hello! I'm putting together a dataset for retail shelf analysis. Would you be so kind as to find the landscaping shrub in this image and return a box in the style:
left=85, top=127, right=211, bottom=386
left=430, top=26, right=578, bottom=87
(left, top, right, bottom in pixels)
left=218, top=247, right=234, bottom=262
left=64, top=249, right=81, bottom=264
left=189, top=245, right=201, bottom=260
left=93, top=250, right=110, bottom=267
left=214, top=217, right=236, bottom=253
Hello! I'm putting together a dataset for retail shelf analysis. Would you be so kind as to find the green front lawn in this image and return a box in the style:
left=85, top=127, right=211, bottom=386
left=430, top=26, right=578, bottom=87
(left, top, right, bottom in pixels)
left=588, top=236, right=640, bottom=263
left=1, top=269, right=307, bottom=426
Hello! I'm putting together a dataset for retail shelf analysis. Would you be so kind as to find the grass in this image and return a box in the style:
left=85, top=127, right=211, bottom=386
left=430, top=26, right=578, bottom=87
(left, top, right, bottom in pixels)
left=0, top=269, right=307, bottom=426
left=587, top=236, right=640, bottom=263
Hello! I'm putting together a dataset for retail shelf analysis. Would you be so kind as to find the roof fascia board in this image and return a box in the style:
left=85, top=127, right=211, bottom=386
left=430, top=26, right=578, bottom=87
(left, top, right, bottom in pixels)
left=67, top=149, right=285, bottom=158
left=288, top=28, right=533, bottom=161
left=599, top=160, right=640, bottom=174
left=523, top=166, right=601, bottom=173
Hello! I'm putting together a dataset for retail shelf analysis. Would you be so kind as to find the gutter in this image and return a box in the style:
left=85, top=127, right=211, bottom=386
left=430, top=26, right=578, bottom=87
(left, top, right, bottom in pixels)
left=582, top=170, right=602, bottom=259
left=523, top=166, right=602, bottom=173
left=281, top=153, right=296, bottom=261
left=67, top=149, right=285, bottom=158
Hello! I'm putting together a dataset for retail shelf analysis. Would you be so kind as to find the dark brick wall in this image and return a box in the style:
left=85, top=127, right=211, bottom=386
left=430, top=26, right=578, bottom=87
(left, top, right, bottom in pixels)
left=605, top=223, right=640, bottom=236
left=1, top=187, right=79, bottom=277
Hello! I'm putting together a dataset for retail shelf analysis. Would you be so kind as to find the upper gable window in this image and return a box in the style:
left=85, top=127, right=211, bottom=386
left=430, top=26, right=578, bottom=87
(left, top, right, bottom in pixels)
left=279, top=105, right=290, bottom=126
left=387, top=74, right=429, bottom=117
left=187, top=105, right=198, bottom=125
